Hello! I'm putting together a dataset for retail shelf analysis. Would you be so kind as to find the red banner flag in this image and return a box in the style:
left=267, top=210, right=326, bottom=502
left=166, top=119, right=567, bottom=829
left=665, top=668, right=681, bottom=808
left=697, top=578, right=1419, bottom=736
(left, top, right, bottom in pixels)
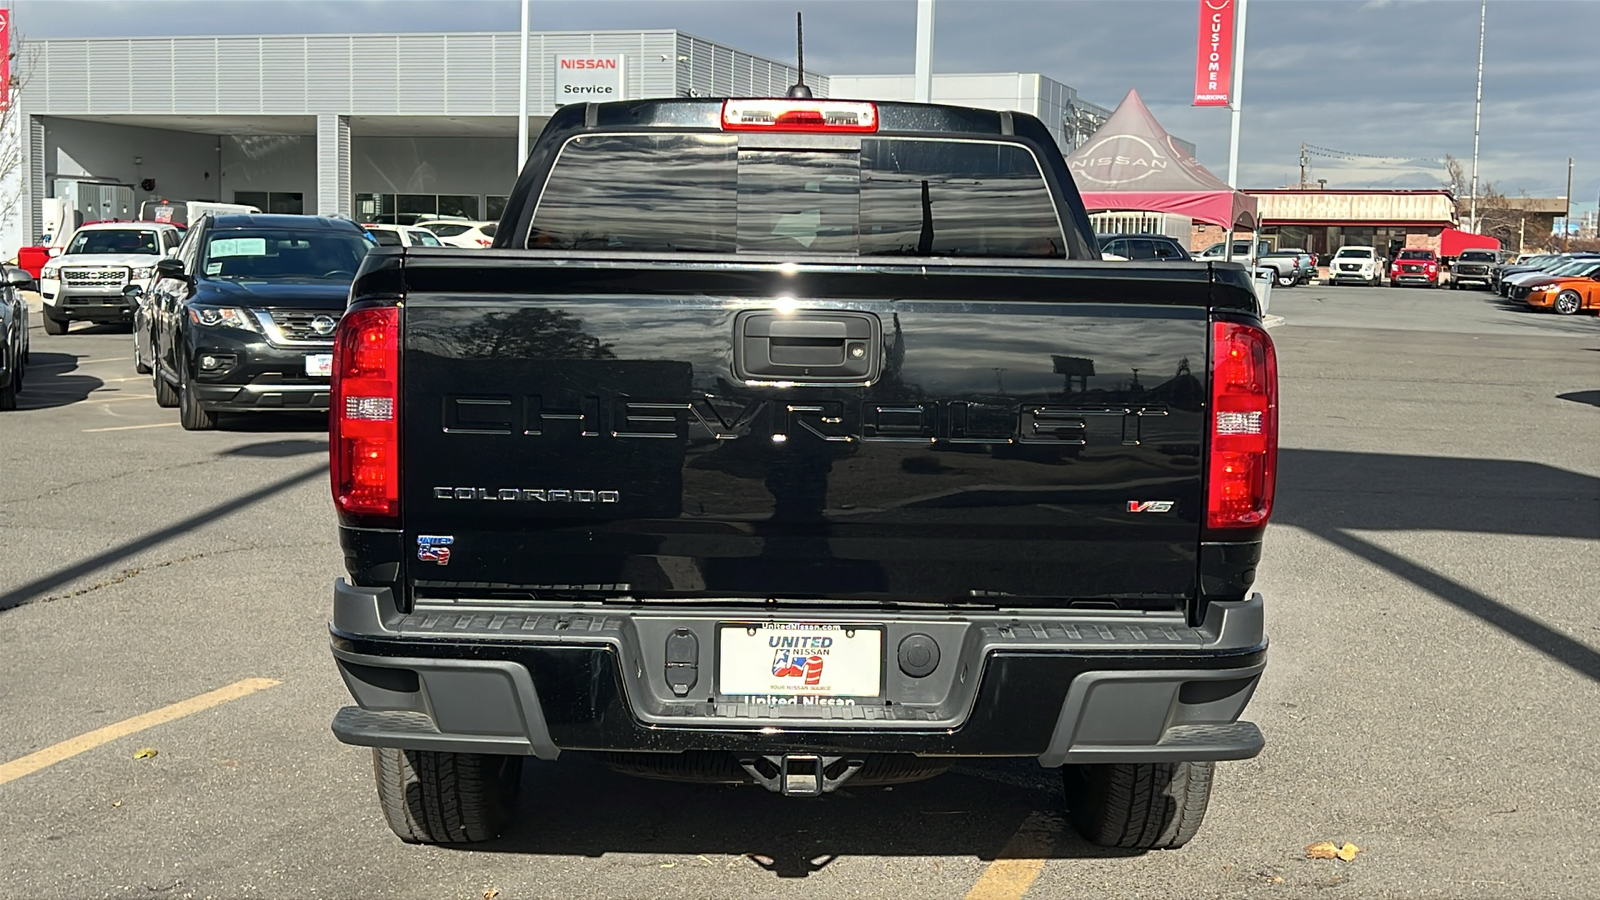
left=1193, top=0, right=1235, bottom=107
left=0, top=10, right=11, bottom=111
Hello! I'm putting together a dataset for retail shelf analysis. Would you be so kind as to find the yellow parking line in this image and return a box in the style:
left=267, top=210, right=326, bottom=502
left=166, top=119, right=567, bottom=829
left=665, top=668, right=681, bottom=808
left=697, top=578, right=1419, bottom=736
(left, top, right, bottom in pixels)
left=963, top=811, right=1061, bottom=900
left=0, top=678, right=281, bottom=787
left=82, top=422, right=180, bottom=433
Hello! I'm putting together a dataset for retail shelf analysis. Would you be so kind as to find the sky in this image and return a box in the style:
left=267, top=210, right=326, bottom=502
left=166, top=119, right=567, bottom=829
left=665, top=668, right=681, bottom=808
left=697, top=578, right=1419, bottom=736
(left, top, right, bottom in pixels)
left=13, top=0, right=1599, bottom=224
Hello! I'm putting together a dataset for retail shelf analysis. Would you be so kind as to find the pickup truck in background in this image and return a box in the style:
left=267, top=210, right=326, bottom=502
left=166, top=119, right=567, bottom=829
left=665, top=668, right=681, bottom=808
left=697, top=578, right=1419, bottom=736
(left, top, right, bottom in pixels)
left=1254, top=250, right=1311, bottom=288
left=327, top=97, right=1277, bottom=851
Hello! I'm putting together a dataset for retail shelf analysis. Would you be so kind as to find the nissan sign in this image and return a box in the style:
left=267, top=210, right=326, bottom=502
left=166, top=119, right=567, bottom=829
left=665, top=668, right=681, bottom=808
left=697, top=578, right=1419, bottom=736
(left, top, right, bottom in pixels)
left=554, top=55, right=624, bottom=105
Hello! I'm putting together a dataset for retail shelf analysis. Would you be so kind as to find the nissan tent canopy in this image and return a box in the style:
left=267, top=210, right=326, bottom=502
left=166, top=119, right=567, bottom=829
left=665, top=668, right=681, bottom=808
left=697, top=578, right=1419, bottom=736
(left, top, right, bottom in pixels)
left=1065, top=89, right=1258, bottom=231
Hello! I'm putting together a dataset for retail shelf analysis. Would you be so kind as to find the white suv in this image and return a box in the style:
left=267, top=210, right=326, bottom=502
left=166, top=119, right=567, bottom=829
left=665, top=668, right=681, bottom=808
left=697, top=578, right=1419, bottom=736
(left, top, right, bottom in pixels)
left=39, top=222, right=183, bottom=335
left=1327, top=246, right=1386, bottom=286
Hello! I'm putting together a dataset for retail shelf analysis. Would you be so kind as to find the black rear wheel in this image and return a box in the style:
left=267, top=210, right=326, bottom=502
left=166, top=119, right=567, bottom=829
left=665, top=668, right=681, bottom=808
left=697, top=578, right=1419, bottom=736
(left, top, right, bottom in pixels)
left=1062, top=761, right=1215, bottom=850
left=372, top=748, right=523, bottom=845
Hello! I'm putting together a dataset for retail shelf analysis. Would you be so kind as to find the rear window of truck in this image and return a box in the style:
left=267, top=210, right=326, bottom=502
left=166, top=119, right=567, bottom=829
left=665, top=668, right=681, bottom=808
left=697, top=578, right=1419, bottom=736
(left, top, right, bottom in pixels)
left=527, top=133, right=1066, bottom=258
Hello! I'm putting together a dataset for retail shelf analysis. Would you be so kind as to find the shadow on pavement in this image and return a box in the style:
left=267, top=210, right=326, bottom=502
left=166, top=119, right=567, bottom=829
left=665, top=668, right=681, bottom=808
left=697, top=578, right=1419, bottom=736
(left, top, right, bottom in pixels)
left=1277, top=449, right=1600, bottom=683
left=219, top=438, right=329, bottom=458
left=1557, top=390, right=1600, bottom=408
left=216, top=412, right=329, bottom=434
left=0, top=465, right=325, bottom=614
left=14, top=352, right=105, bottom=410
left=467, top=754, right=1132, bottom=873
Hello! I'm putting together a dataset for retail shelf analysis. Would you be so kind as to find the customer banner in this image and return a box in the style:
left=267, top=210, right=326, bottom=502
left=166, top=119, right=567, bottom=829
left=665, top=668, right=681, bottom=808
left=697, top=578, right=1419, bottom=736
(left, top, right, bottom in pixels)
left=0, top=10, right=11, bottom=111
left=1193, top=0, right=1234, bottom=107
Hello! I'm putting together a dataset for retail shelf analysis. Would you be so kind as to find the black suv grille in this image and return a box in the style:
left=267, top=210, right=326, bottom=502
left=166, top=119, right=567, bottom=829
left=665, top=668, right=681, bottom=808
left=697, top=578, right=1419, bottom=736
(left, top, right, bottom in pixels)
left=263, top=310, right=341, bottom=343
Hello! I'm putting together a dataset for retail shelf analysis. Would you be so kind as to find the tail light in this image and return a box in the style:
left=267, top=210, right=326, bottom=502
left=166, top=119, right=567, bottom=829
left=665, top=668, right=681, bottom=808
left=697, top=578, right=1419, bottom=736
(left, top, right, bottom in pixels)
left=1208, top=321, right=1278, bottom=531
left=721, top=99, right=878, bottom=133
left=331, top=306, right=400, bottom=521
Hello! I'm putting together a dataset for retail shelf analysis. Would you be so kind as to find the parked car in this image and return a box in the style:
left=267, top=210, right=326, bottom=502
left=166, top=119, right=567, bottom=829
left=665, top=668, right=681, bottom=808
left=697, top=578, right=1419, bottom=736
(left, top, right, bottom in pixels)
left=1505, top=259, right=1600, bottom=301
left=363, top=224, right=446, bottom=248
left=328, top=96, right=1275, bottom=851
left=1198, top=238, right=1273, bottom=262
left=1095, top=233, right=1191, bottom=261
left=1326, top=246, right=1385, bottom=286
left=1493, top=254, right=1570, bottom=295
left=1389, top=249, right=1440, bottom=288
left=139, top=214, right=374, bottom=430
left=418, top=219, right=498, bottom=248
left=1256, top=250, right=1311, bottom=287
left=0, top=264, right=33, bottom=411
left=38, top=222, right=184, bottom=335
left=1525, top=275, right=1600, bottom=315
left=1451, top=248, right=1500, bottom=290
left=1276, top=248, right=1316, bottom=282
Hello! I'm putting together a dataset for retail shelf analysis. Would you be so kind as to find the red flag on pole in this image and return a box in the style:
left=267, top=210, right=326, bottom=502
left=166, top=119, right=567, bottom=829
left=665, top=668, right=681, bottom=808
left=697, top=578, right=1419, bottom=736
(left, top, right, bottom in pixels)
left=1193, top=0, right=1235, bottom=107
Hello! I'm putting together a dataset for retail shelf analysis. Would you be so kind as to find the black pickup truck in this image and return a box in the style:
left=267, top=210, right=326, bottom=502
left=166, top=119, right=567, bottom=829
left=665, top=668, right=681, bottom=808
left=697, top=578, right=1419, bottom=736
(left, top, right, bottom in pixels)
left=327, top=97, right=1277, bottom=851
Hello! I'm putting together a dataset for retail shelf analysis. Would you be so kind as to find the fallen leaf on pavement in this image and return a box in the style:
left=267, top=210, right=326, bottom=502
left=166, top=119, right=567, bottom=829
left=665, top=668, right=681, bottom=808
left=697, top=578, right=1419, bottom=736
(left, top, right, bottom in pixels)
left=132, top=748, right=158, bottom=760
left=482, top=890, right=499, bottom=900
left=1305, top=841, right=1361, bottom=861
left=660, top=863, right=676, bottom=869
left=111, top=800, right=122, bottom=808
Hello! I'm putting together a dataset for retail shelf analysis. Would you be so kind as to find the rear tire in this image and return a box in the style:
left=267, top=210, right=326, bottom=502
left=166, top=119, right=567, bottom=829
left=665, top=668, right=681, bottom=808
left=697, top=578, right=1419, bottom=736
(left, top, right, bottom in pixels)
left=134, top=332, right=152, bottom=375
left=178, top=366, right=218, bottom=431
left=372, top=748, right=523, bottom=845
left=42, top=313, right=67, bottom=336
left=1275, top=273, right=1294, bottom=288
left=1062, top=761, right=1215, bottom=850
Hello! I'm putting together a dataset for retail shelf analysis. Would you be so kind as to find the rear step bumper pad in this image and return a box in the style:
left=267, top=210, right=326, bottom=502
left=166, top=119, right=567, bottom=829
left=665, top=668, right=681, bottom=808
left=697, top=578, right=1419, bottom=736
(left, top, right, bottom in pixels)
left=329, top=580, right=1266, bottom=765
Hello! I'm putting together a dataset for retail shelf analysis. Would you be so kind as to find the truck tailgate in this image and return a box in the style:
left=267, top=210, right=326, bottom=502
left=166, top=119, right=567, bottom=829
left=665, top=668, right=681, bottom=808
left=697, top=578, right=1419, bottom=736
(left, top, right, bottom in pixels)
left=399, top=257, right=1214, bottom=607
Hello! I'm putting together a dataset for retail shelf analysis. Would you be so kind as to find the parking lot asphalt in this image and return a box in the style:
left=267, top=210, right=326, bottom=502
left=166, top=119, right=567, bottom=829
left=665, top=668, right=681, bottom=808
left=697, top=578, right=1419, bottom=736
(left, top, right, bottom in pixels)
left=1, top=285, right=1597, bottom=900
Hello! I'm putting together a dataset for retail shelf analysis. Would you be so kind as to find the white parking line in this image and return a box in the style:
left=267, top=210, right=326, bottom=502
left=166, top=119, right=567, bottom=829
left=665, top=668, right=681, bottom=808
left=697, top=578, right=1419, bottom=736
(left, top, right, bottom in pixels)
left=82, top=422, right=179, bottom=433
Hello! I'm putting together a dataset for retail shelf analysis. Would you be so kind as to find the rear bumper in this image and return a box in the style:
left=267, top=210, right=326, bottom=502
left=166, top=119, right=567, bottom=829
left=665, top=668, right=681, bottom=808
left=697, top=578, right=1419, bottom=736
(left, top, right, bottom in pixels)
left=328, top=580, right=1267, bottom=766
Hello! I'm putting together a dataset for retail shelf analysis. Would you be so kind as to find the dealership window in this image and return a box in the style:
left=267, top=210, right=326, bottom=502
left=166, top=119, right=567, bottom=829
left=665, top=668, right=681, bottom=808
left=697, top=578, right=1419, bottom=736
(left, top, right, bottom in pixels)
left=233, top=191, right=304, bottom=215
left=486, top=195, right=510, bottom=221
left=357, top=193, right=484, bottom=223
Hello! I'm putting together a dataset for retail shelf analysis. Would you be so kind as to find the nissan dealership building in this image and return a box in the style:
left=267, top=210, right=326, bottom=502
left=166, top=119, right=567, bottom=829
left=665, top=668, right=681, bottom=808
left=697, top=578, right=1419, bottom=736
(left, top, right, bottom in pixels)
left=11, top=28, right=1148, bottom=250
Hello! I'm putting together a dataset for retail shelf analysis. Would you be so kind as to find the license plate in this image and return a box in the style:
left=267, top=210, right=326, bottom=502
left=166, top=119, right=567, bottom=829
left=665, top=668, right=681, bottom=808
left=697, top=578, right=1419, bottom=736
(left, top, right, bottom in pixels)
left=305, top=353, right=333, bottom=377
left=719, top=623, right=882, bottom=698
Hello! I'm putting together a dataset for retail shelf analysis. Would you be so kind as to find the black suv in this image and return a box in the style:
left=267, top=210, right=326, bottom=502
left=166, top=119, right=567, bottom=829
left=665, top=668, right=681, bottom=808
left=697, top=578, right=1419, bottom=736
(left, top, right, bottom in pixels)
left=1095, top=233, right=1192, bottom=261
left=140, top=214, right=373, bottom=430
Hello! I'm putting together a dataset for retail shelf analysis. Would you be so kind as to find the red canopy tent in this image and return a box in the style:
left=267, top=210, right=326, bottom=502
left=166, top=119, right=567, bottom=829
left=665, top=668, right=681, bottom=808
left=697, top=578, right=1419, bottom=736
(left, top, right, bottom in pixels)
left=1066, top=89, right=1257, bottom=231
left=1439, top=227, right=1500, bottom=258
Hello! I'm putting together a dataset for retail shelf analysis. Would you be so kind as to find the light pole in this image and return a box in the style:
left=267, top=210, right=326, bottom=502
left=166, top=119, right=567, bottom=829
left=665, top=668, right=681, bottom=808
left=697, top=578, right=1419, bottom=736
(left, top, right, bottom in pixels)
left=1225, top=0, right=1249, bottom=190
left=517, top=0, right=530, bottom=171
left=1562, top=157, right=1572, bottom=252
left=1468, top=0, right=1485, bottom=233
left=914, top=0, right=935, bottom=103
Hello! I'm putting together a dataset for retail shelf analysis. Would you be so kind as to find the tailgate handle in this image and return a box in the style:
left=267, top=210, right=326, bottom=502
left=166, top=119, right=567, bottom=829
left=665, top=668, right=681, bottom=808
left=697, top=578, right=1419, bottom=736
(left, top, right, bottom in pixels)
left=735, top=310, right=881, bottom=384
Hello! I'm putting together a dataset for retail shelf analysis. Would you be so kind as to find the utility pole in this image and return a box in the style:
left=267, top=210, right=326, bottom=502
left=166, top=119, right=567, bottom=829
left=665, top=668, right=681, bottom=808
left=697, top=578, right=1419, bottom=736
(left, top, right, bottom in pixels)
left=516, top=0, right=530, bottom=171
left=1299, top=142, right=1308, bottom=188
left=914, top=0, right=935, bottom=103
left=1468, top=0, right=1485, bottom=233
left=1225, top=0, right=1249, bottom=189
left=1563, top=157, right=1573, bottom=252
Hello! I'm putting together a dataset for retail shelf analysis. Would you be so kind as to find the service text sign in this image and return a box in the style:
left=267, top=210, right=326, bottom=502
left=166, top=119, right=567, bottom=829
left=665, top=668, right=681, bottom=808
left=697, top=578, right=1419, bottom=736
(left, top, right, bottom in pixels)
left=554, top=55, right=624, bottom=106
left=1193, top=0, right=1235, bottom=107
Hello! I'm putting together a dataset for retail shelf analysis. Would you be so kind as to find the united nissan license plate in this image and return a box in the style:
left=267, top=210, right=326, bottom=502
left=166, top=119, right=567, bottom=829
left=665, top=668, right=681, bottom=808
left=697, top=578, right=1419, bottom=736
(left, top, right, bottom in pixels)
left=719, top=623, right=882, bottom=698
left=305, top=353, right=333, bottom=377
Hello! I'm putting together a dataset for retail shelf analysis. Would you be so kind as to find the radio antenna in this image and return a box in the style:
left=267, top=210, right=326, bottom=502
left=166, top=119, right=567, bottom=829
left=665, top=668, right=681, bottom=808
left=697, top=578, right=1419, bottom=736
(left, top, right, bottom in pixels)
left=788, top=11, right=813, bottom=98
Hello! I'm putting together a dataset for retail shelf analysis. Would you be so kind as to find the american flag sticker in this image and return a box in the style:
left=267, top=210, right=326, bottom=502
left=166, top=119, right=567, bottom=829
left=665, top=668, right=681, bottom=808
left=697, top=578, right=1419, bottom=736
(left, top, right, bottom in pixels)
left=417, top=535, right=454, bottom=565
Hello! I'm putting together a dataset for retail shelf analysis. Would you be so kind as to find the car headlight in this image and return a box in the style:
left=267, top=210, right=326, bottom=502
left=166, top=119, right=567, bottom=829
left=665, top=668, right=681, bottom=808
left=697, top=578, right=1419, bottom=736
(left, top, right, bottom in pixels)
left=41, top=265, right=59, bottom=279
left=130, top=266, right=156, bottom=280
left=188, top=306, right=259, bottom=331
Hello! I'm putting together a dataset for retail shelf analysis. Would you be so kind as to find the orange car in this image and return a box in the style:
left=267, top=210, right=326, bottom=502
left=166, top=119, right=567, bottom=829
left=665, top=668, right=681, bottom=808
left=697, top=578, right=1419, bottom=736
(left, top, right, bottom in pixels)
left=1525, top=276, right=1600, bottom=315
